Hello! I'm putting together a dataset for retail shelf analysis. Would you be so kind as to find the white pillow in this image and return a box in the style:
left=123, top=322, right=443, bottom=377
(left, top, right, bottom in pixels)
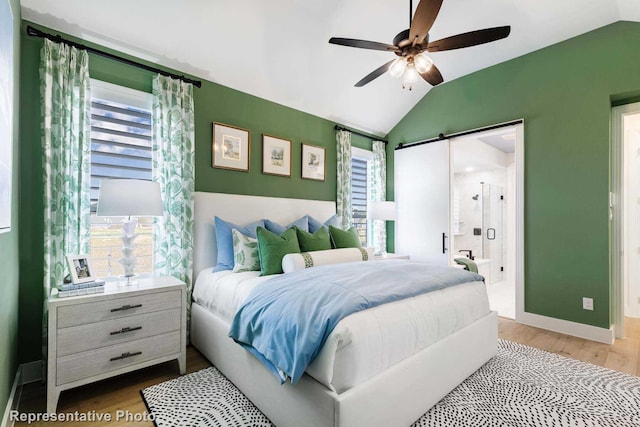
left=282, top=247, right=374, bottom=273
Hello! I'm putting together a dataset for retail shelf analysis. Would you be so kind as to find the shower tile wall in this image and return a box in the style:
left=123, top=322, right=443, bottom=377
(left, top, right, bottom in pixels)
left=453, top=169, right=507, bottom=261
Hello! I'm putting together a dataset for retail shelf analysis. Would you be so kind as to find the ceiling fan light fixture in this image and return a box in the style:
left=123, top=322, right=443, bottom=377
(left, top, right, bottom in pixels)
left=402, top=63, right=419, bottom=90
left=389, top=58, right=408, bottom=78
left=413, top=52, right=434, bottom=73
left=329, top=1, right=511, bottom=89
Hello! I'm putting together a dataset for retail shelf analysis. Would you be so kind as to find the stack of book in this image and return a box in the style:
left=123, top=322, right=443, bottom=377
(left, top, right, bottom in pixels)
left=55, top=280, right=106, bottom=298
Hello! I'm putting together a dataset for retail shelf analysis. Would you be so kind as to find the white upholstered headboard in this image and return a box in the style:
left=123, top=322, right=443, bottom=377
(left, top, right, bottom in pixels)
left=193, top=192, right=336, bottom=277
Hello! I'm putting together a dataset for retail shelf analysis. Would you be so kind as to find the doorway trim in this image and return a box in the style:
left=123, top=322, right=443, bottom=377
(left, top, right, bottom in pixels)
left=514, top=123, right=525, bottom=321
left=399, top=120, right=525, bottom=320
left=611, top=101, right=640, bottom=339
left=446, top=123, right=524, bottom=321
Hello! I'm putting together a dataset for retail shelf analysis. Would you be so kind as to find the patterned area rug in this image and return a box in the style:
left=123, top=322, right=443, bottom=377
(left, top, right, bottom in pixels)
left=141, top=340, right=640, bottom=427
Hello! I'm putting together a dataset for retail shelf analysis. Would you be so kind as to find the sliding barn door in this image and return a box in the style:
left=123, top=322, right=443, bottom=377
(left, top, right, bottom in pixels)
left=395, top=140, right=450, bottom=265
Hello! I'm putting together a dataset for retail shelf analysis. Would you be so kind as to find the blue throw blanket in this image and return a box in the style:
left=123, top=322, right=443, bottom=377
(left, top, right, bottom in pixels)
left=228, top=260, right=484, bottom=384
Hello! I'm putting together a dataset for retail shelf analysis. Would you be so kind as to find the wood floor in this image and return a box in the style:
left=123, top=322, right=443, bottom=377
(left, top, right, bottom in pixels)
left=14, top=317, right=640, bottom=426
left=499, top=316, right=640, bottom=376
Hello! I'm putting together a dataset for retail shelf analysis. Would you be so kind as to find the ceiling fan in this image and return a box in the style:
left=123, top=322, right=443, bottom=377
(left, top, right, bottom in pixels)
left=328, top=0, right=511, bottom=90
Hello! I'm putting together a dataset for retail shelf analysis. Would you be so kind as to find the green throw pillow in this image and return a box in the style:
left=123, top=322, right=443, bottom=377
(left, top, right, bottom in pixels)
left=329, top=225, right=362, bottom=249
left=295, top=226, right=332, bottom=252
left=231, top=229, right=261, bottom=272
left=256, top=227, right=301, bottom=276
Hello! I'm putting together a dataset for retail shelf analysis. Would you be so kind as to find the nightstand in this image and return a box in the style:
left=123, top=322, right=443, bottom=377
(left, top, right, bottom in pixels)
left=47, top=275, right=186, bottom=413
left=374, top=253, right=410, bottom=261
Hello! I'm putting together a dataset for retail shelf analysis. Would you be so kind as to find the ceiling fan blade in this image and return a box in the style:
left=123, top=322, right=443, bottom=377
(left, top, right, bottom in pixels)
left=329, top=37, right=400, bottom=52
left=355, top=59, right=396, bottom=87
left=419, top=63, right=444, bottom=86
left=427, top=26, right=511, bottom=52
left=409, top=0, right=444, bottom=45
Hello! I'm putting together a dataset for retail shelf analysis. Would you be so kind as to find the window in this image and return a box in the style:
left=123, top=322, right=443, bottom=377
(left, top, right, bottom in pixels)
left=351, top=147, right=374, bottom=245
left=89, top=80, right=154, bottom=277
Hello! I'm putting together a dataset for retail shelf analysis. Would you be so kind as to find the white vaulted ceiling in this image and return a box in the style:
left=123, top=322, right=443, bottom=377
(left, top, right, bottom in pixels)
left=21, top=0, right=640, bottom=136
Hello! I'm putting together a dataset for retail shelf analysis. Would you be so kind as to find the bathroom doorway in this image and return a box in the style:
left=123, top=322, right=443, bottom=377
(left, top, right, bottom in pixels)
left=611, top=102, right=640, bottom=339
left=450, top=128, right=517, bottom=319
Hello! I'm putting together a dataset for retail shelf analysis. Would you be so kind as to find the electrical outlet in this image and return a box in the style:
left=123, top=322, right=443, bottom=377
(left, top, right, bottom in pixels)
left=582, top=297, right=594, bottom=311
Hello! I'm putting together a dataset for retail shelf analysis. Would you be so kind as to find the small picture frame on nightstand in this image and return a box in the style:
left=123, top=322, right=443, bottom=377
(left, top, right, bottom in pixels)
left=66, top=254, right=96, bottom=284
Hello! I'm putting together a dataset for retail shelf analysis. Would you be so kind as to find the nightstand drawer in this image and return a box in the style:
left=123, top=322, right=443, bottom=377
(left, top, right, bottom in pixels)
left=57, top=308, right=181, bottom=356
left=56, top=331, right=181, bottom=385
left=57, top=290, right=181, bottom=328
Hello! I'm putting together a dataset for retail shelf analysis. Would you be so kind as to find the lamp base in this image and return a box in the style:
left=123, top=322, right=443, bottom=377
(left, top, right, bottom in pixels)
left=117, top=274, right=139, bottom=287
left=119, top=217, right=138, bottom=281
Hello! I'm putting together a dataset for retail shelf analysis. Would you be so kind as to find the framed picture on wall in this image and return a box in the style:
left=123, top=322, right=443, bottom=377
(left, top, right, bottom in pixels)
left=212, top=122, right=250, bottom=172
left=262, top=134, right=292, bottom=177
left=301, top=143, right=326, bottom=181
left=66, top=254, right=96, bottom=284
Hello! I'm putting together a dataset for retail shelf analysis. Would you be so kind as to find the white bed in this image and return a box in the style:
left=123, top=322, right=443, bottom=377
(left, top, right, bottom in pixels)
left=190, top=191, right=497, bottom=427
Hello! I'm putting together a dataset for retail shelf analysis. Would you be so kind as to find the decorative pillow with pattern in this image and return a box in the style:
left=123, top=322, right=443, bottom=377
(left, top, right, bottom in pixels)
left=214, top=217, right=265, bottom=272
left=282, top=247, right=374, bottom=273
left=232, top=229, right=261, bottom=272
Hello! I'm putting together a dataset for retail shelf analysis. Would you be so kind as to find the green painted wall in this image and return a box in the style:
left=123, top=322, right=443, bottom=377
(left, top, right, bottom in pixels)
left=0, top=0, right=21, bottom=419
left=17, top=21, right=379, bottom=363
left=387, top=21, right=640, bottom=329
left=17, top=21, right=42, bottom=366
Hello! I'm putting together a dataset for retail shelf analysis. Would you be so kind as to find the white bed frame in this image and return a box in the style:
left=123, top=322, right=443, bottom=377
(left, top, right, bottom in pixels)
left=191, top=191, right=498, bottom=427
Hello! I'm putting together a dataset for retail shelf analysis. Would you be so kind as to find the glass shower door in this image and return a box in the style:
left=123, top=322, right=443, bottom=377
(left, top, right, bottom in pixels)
left=482, top=183, right=504, bottom=283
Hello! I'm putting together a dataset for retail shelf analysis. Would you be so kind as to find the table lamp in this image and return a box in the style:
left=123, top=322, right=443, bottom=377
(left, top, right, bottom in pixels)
left=368, top=201, right=397, bottom=255
left=97, top=179, right=163, bottom=284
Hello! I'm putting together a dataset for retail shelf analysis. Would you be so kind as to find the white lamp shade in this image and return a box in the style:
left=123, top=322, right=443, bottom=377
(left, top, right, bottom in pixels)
left=97, top=179, right=163, bottom=217
left=369, top=201, right=397, bottom=221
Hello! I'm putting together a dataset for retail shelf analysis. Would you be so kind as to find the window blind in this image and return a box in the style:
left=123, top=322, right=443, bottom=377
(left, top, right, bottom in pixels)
left=89, top=90, right=153, bottom=278
left=351, top=156, right=368, bottom=243
left=90, top=98, right=152, bottom=212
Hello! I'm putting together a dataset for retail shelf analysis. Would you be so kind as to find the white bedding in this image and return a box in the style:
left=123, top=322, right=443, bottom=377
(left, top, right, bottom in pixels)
left=192, top=262, right=490, bottom=393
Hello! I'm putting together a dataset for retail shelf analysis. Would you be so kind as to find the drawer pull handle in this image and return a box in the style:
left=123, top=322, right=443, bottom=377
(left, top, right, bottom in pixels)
left=110, top=351, right=142, bottom=362
left=110, top=304, right=142, bottom=312
left=110, top=326, right=142, bottom=336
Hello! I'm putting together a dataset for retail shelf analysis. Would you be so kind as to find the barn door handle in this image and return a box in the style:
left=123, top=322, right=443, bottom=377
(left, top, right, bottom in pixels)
left=442, top=232, right=448, bottom=254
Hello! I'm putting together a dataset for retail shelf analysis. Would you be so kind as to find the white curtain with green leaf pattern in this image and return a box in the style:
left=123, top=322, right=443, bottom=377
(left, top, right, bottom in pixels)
left=336, top=130, right=352, bottom=229
left=371, top=140, right=387, bottom=253
left=40, top=38, right=91, bottom=357
left=151, top=74, right=195, bottom=338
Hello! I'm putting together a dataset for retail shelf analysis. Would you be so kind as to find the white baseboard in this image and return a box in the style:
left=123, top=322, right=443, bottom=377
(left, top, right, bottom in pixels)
left=1, top=360, right=42, bottom=427
left=1, top=366, right=21, bottom=427
left=518, top=312, right=615, bottom=344
left=19, top=361, right=41, bottom=385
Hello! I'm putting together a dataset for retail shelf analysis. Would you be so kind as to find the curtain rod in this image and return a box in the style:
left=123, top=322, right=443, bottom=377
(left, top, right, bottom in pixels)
left=334, top=125, right=388, bottom=144
left=395, top=119, right=523, bottom=150
left=26, top=25, right=202, bottom=88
